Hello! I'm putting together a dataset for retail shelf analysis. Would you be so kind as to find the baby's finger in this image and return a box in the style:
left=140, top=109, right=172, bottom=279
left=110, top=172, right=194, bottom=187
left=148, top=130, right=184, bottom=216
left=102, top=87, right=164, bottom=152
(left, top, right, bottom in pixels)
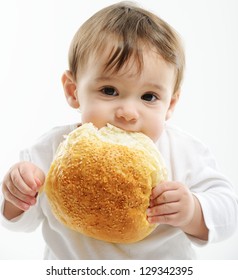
left=33, top=169, right=45, bottom=188
left=147, top=212, right=179, bottom=225
left=150, top=190, right=179, bottom=207
left=147, top=202, right=179, bottom=217
left=18, top=164, right=39, bottom=190
left=9, top=168, right=36, bottom=196
left=151, top=181, right=179, bottom=199
left=2, top=183, right=32, bottom=211
left=5, top=178, right=37, bottom=205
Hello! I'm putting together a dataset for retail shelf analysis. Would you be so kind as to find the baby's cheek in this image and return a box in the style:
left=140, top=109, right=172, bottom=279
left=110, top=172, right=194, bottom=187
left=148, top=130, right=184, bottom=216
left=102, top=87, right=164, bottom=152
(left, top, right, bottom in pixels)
left=81, top=110, right=107, bottom=128
left=146, top=124, right=164, bottom=142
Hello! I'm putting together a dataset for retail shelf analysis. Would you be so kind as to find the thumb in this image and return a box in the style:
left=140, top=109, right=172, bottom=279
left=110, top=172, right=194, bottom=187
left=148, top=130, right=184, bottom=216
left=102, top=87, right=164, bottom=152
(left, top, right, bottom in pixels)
left=34, top=177, right=43, bottom=187
left=33, top=168, right=45, bottom=188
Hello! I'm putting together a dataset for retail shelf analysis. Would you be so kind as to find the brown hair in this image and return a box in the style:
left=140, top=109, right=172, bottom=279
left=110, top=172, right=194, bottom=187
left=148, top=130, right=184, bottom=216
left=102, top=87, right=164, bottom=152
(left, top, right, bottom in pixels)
left=68, top=1, right=185, bottom=93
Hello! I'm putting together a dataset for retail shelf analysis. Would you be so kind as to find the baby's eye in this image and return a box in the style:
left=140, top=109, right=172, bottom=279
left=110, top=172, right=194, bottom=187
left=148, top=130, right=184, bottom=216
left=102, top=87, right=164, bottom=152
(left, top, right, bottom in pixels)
left=101, top=87, right=118, bottom=96
left=141, top=93, right=158, bottom=102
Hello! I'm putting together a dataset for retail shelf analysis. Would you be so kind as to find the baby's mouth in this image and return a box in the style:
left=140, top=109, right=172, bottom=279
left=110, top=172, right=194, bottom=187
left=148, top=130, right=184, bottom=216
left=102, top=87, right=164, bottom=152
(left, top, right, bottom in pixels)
left=107, top=122, right=140, bottom=134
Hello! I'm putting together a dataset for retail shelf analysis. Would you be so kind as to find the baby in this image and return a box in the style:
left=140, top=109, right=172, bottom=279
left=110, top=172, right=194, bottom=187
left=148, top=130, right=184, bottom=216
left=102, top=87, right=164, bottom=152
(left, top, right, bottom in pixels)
left=1, top=1, right=238, bottom=259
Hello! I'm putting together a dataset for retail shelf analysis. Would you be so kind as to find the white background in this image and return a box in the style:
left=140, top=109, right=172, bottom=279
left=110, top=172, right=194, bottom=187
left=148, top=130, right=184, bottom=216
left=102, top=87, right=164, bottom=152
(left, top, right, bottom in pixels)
left=0, top=0, right=238, bottom=259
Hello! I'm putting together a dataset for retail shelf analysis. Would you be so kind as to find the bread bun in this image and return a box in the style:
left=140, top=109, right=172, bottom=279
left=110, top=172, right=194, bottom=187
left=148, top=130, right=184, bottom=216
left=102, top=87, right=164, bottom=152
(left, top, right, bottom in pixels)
left=44, top=123, right=167, bottom=243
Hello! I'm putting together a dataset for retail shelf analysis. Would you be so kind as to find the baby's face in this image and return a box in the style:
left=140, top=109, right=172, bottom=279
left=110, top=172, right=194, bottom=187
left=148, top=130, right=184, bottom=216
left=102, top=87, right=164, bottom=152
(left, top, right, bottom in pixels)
left=75, top=47, right=178, bottom=142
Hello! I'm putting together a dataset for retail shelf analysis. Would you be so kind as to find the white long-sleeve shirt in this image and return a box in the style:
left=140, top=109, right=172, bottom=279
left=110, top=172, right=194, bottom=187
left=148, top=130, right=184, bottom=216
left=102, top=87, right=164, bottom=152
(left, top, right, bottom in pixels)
left=1, top=123, right=238, bottom=259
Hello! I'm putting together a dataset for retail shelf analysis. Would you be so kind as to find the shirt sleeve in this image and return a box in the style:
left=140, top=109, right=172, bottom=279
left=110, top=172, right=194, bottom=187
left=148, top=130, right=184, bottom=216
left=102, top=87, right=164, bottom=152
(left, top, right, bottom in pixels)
left=189, top=146, right=238, bottom=244
left=0, top=149, right=44, bottom=232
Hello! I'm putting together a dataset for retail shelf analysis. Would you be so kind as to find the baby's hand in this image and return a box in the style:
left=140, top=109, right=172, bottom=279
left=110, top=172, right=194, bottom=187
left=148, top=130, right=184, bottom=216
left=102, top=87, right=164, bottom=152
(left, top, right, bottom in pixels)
left=2, top=161, right=45, bottom=211
left=147, top=181, right=195, bottom=228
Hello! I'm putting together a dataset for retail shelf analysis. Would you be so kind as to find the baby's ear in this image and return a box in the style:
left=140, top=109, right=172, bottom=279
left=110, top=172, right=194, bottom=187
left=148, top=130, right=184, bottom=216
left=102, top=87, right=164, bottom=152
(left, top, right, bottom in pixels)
left=62, top=71, right=79, bottom=108
left=166, top=89, right=180, bottom=120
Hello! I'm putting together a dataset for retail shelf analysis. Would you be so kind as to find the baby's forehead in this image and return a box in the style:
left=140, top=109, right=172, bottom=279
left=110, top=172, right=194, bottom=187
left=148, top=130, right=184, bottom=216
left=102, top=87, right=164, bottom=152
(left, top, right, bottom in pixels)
left=87, top=38, right=162, bottom=76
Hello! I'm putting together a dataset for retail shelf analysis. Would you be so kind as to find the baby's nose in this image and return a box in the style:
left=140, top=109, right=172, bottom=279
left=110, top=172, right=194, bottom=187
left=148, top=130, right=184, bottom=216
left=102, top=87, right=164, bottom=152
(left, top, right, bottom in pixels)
left=115, top=103, right=139, bottom=122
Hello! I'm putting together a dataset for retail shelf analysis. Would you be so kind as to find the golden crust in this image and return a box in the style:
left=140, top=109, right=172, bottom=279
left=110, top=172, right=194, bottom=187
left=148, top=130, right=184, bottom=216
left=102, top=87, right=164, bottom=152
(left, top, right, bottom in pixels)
left=44, top=123, right=167, bottom=243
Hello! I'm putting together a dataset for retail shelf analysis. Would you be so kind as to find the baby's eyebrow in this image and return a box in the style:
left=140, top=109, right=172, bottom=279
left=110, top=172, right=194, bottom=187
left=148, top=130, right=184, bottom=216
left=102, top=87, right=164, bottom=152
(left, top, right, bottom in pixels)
left=144, top=82, right=166, bottom=92
left=94, top=76, right=116, bottom=83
